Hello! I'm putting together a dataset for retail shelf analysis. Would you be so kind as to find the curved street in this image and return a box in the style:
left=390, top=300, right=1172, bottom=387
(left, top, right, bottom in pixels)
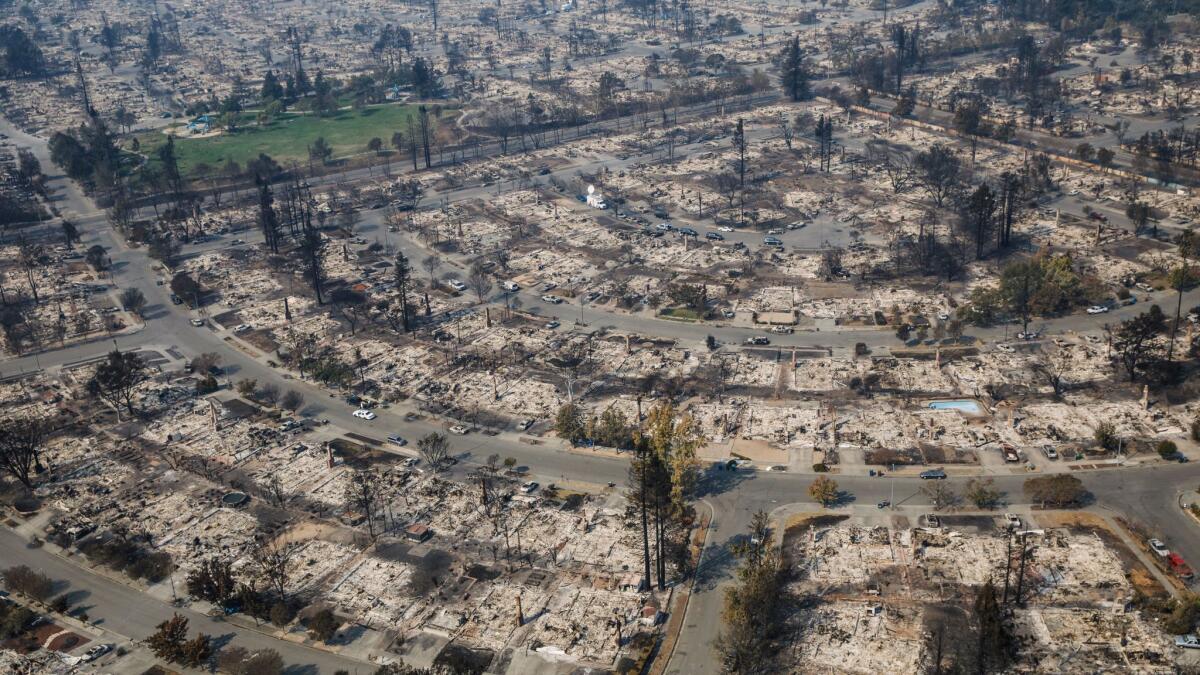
left=3, top=104, right=1200, bottom=674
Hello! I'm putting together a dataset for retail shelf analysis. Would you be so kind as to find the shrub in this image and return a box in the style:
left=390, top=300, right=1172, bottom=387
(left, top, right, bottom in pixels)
left=812, top=463, right=829, bottom=472
left=2, top=565, right=53, bottom=602
left=1094, top=422, right=1119, bottom=452
left=1024, top=475, right=1088, bottom=508
left=307, top=608, right=339, bottom=643
left=49, top=594, right=70, bottom=614
left=269, top=602, right=295, bottom=627
left=1158, top=440, right=1179, bottom=459
left=0, top=603, right=35, bottom=639
left=1163, top=599, right=1198, bottom=635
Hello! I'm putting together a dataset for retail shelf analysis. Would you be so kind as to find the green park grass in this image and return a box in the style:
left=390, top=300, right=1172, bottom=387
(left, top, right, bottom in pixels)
left=136, top=104, right=445, bottom=176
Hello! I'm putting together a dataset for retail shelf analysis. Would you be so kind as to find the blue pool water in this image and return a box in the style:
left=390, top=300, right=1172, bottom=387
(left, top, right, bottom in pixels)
left=928, top=400, right=984, bottom=415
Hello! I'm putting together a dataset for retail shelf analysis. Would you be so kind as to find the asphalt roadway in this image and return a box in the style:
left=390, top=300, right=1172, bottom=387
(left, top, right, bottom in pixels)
left=4, top=109, right=1200, bottom=673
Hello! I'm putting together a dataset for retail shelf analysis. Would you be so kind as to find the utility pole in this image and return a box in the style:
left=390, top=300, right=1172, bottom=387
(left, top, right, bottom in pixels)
left=1014, top=532, right=1029, bottom=606
left=1002, top=528, right=1013, bottom=604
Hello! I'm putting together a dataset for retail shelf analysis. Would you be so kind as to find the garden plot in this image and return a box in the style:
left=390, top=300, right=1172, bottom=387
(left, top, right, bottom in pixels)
left=326, top=555, right=420, bottom=627
left=784, top=601, right=926, bottom=675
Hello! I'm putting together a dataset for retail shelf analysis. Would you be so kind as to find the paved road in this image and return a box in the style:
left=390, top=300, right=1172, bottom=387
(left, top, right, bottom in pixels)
left=668, top=463, right=1200, bottom=672
left=4, top=56, right=1200, bottom=673
left=0, top=529, right=368, bottom=673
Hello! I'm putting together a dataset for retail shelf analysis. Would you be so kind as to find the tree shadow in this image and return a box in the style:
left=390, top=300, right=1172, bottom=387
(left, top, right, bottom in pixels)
left=282, top=665, right=320, bottom=675
left=62, top=589, right=91, bottom=606
left=141, top=306, right=170, bottom=321
left=694, top=464, right=753, bottom=499
left=209, top=632, right=238, bottom=654
left=832, top=490, right=856, bottom=507
left=692, top=533, right=744, bottom=592
left=328, top=623, right=365, bottom=646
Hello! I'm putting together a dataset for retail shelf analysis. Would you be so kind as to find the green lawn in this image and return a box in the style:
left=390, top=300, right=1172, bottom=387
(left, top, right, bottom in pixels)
left=136, top=104, right=442, bottom=175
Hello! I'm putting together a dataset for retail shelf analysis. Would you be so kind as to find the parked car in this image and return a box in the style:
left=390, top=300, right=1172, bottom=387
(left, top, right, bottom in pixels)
left=233, top=323, right=252, bottom=333
left=1149, top=538, right=1170, bottom=557
left=449, top=424, right=469, bottom=435
left=447, top=279, right=468, bottom=292
left=721, top=309, right=735, bottom=318
left=545, top=320, right=561, bottom=329
left=1016, top=331, right=1040, bottom=340
left=771, top=325, right=794, bottom=334
left=920, top=468, right=947, bottom=480
left=763, top=236, right=783, bottom=246
left=502, top=281, right=520, bottom=291
left=1041, top=445, right=1059, bottom=460
left=1086, top=305, right=1110, bottom=315
left=170, top=294, right=183, bottom=305
left=679, top=227, right=698, bottom=236
left=706, top=232, right=724, bottom=241
left=655, top=222, right=674, bottom=231
left=1168, top=553, right=1195, bottom=580
left=387, top=434, right=408, bottom=447
left=923, top=514, right=941, bottom=528
left=1004, top=513, right=1022, bottom=529
left=516, top=419, right=534, bottom=431
left=767, top=228, right=783, bottom=235
left=718, top=225, right=734, bottom=232
left=746, top=336, right=770, bottom=345
left=520, top=481, right=539, bottom=494
left=541, top=295, right=563, bottom=304
left=352, top=409, right=377, bottom=420
left=1176, top=635, right=1200, bottom=649
left=190, top=318, right=205, bottom=327
left=83, top=644, right=111, bottom=662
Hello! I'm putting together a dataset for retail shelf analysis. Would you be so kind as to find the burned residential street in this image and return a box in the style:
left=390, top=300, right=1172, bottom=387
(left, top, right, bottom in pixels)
left=4, top=1, right=1200, bottom=674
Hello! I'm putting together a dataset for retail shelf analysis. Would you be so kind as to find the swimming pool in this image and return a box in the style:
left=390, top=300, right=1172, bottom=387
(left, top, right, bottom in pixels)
left=928, top=400, right=985, bottom=415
